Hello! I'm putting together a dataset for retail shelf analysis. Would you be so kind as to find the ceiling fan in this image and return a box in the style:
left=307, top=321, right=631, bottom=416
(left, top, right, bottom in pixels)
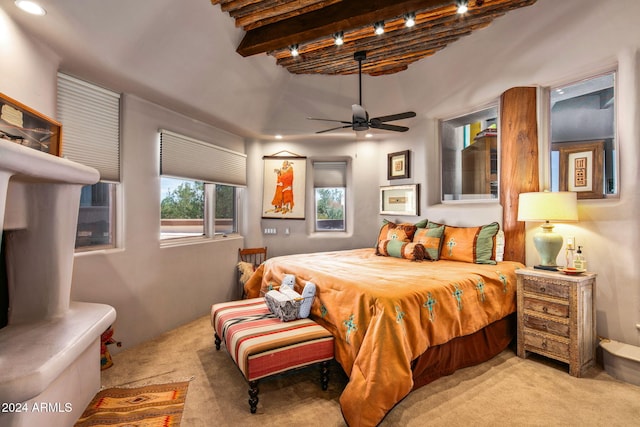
left=308, top=51, right=416, bottom=134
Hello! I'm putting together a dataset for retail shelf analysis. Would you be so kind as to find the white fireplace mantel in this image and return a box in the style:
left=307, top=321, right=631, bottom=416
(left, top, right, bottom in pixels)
left=0, top=140, right=116, bottom=426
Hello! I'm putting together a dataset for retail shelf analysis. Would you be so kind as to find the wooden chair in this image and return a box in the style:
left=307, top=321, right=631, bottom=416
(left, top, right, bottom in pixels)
left=237, top=247, right=267, bottom=298
left=238, top=247, right=267, bottom=269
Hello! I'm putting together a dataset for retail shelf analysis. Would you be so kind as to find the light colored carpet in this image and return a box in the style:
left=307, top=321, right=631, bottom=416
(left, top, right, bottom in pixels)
left=101, top=315, right=640, bottom=426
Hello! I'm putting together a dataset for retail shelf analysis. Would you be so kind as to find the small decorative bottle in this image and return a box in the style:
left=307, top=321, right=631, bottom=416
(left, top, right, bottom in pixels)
left=573, top=246, right=585, bottom=270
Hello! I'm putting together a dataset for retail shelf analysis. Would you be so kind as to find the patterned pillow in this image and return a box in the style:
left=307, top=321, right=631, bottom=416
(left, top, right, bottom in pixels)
left=412, top=225, right=445, bottom=260
left=427, top=221, right=499, bottom=264
left=377, top=239, right=426, bottom=261
left=375, top=220, right=418, bottom=252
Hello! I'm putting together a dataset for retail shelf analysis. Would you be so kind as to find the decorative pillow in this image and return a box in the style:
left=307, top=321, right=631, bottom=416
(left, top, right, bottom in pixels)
left=414, top=218, right=429, bottom=229
left=428, top=221, right=499, bottom=264
left=375, top=220, right=418, bottom=252
left=377, top=239, right=426, bottom=261
left=413, top=225, right=445, bottom=260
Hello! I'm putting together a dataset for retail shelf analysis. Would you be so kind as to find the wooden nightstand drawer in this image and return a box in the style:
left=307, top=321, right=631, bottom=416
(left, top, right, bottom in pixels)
left=524, top=332, right=569, bottom=358
left=523, top=313, right=570, bottom=337
left=523, top=297, right=569, bottom=318
left=522, top=278, right=569, bottom=299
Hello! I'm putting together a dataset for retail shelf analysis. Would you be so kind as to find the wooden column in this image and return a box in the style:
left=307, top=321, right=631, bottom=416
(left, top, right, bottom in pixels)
left=500, top=87, right=539, bottom=264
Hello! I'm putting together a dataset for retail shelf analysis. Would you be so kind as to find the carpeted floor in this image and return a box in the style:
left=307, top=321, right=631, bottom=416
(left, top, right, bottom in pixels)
left=101, top=314, right=640, bottom=426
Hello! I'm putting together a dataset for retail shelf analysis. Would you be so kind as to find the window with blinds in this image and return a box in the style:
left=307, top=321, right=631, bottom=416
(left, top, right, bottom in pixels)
left=313, top=161, right=347, bottom=232
left=57, top=73, right=120, bottom=250
left=159, top=130, right=245, bottom=240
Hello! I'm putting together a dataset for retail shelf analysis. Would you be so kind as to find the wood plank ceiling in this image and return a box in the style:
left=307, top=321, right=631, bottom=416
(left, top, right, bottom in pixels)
left=210, top=0, right=537, bottom=76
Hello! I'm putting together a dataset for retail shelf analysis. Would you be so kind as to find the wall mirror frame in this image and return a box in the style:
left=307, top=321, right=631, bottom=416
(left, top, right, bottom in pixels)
left=0, top=92, right=61, bottom=156
left=549, top=70, right=617, bottom=199
left=440, top=102, right=499, bottom=202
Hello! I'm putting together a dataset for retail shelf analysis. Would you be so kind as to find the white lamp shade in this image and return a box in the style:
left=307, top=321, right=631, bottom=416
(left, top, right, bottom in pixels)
left=517, top=191, right=578, bottom=222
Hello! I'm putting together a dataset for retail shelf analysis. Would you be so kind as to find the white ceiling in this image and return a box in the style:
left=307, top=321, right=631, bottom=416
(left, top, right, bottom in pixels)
left=3, top=0, right=422, bottom=141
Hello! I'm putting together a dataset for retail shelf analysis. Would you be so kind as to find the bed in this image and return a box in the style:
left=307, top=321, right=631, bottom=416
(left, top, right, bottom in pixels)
left=244, top=222, right=523, bottom=426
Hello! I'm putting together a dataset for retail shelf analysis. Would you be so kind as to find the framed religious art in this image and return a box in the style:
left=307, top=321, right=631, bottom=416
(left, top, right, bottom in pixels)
left=554, top=140, right=604, bottom=199
left=262, top=155, right=307, bottom=219
left=387, top=150, right=410, bottom=180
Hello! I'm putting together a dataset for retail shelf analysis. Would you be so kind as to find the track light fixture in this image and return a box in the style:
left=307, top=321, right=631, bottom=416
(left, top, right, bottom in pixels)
left=373, top=21, right=385, bottom=35
left=333, top=31, right=344, bottom=46
left=404, top=12, right=416, bottom=28
left=289, top=44, right=299, bottom=57
left=457, top=0, right=469, bottom=14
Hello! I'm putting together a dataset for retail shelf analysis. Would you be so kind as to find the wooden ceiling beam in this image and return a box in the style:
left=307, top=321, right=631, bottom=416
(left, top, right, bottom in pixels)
left=236, top=0, right=452, bottom=57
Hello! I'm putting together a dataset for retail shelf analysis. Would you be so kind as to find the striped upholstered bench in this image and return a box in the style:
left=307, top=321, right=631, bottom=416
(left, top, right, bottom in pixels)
left=211, top=298, right=335, bottom=413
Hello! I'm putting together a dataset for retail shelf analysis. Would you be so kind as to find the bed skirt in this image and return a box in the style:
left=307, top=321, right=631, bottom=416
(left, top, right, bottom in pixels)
left=411, top=313, right=515, bottom=390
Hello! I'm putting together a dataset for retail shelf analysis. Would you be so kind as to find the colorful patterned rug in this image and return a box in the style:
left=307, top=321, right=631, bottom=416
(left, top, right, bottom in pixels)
left=74, top=381, right=189, bottom=426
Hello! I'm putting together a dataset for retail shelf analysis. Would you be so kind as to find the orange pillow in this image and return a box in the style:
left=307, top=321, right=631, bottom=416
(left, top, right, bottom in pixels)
left=375, top=220, right=417, bottom=246
left=428, top=221, right=499, bottom=264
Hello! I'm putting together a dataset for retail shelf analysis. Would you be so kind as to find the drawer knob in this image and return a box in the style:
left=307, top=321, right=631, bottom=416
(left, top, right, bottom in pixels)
left=542, top=306, right=548, bottom=313
left=540, top=287, right=546, bottom=293
left=541, top=340, right=547, bottom=349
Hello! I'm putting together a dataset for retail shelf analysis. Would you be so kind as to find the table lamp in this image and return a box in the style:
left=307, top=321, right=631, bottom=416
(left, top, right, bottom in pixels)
left=517, top=191, right=578, bottom=270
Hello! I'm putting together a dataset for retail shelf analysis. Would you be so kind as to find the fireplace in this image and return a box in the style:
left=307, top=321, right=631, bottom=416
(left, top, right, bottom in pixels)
left=0, top=140, right=116, bottom=426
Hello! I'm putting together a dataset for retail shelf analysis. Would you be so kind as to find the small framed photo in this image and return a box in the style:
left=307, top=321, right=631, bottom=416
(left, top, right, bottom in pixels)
left=387, top=150, right=410, bottom=180
left=380, top=184, right=419, bottom=216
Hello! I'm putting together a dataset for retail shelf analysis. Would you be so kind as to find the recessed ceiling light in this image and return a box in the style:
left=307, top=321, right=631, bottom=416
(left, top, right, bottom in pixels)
left=15, top=0, right=46, bottom=16
left=289, top=44, right=299, bottom=57
left=365, top=133, right=373, bottom=138
left=333, top=32, right=344, bottom=46
left=275, top=134, right=283, bottom=140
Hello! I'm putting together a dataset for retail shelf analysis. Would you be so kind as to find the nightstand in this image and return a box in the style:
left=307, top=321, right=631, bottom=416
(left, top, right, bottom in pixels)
left=516, top=268, right=596, bottom=377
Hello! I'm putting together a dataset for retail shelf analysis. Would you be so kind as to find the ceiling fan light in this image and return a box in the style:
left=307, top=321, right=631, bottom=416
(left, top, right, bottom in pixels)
left=457, top=0, right=469, bottom=14
left=289, top=44, right=299, bottom=57
left=373, top=21, right=385, bottom=35
left=333, top=32, right=344, bottom=46
left=404, top=13, right=416, bottom=28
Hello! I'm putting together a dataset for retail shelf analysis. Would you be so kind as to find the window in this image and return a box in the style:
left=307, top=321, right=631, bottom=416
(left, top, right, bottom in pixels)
left=313, top=161, right=346, bottom=231
left=160, top=177, right=204, bottom=239
left=550, top=71, right=616, bottom=198
left=159, top=130, right=245, bottom=241
left=441, top=104, right=499, bottom=201
left=159, top=179, right=237, bottom=239
left=57, top=73, right=120, bottom=250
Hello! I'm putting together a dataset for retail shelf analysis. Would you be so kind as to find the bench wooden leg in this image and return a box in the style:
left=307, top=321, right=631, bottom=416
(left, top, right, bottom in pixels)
left=248, top=380, right=259, bottom=413
left=320, top=361, right=330, bottom=391
left=214, top=333, right=221, bottom=350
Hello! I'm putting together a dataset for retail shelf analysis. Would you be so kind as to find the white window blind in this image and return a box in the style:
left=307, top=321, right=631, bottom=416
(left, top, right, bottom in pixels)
left=160, top=130, right=247, bottom=186
left=313, top=161, right=347, bottom=187
left=57, top=73, right=121, bottom=182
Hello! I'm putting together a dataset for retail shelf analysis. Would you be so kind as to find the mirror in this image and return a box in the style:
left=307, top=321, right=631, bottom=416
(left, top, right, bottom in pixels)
left=550, top=72, right=616, bottom=198
left=441, top=104, right=499, bottom=201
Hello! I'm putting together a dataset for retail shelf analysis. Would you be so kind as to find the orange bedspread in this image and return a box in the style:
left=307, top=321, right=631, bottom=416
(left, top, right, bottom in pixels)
left=245, top=248, right=523, bottom=426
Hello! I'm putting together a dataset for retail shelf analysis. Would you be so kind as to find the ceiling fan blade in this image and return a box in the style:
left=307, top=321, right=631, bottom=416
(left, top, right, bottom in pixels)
left=307, top=117, right=352, bottom=124
left=370, top=111, right=416, bottom=123
left=369, top=123, right=410, bottom=132
left=316, top=125, right=352, bottom=134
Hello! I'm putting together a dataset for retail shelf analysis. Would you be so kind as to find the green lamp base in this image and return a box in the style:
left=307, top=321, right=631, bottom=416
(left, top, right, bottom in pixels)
left=532, top=222, right=563, bottom=268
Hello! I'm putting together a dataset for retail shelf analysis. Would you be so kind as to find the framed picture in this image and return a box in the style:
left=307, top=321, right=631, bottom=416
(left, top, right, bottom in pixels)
left=380, top=184, right=419, bottom=216
left=262, top=155, right=307, bottom=219
left=387, top=150, right=410, bottom=180
left=0, top=92, right=61, bottom=156
left=554, top=140, right=604, bottom=199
